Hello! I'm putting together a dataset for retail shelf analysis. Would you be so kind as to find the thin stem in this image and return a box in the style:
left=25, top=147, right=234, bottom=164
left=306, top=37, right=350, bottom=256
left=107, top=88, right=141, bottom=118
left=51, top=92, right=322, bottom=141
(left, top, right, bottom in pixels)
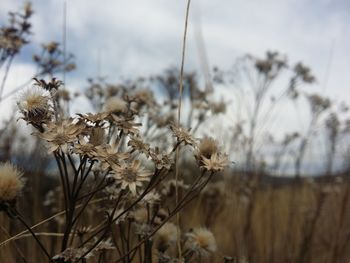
left=0, top=198, right=106, bottom=248
left=15, top=211, right=53, bottom=262
left=175, top=1, right=192, bottom=260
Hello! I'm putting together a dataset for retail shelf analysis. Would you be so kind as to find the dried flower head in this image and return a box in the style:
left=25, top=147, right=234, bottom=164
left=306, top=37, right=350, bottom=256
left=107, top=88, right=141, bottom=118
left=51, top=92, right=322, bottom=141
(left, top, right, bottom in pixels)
left=294, top=62, right=315, bottom=83
left=104, top=97, right=128, bottom=114
left=73, top=137, right=96, bottom=158
left=150, top=149, right=173, bottom=170
left=56, top=89, right=71, bottom=101
left=111, top=159, right=151, bottom=195
left=197, top=137, right=219, bottom=159
left=111, top=115, right=141, bottom=135
left=74, top=127, right=105, bottom=157
left=308, top=94, right=331, bottom=114
left=132, top=89, right=156, bottom=107
left=128, top=136, right=151, bottom=157
left=155, top=222, right=178, bottom=252
left=95, top=144, right=129, bottom=170
left=170, top=124, right=197, bottom=146
left=0, top=163, right=24, bottom=205
left=39, top=118, right=85, bottom=153
left=186, top=228, right=217, bottom=256
left=201, top=152, right=229, bottom=172
left=18, top=87, right=52, bottom=126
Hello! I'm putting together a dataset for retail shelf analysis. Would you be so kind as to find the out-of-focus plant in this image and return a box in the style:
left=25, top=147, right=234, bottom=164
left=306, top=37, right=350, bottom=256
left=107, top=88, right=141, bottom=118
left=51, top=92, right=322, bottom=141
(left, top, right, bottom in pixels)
left=294, top=94, right=331, bottom=177
left=214, top=51, right=316, bottom=172
left=325, top=112, right=340, bottom=175
left=0, top=2, right=33, bottom=99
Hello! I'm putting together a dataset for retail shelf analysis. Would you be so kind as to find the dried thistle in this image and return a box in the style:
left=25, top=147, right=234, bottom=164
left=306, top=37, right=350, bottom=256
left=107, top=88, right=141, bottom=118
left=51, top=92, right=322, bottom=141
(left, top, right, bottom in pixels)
left=185, top=227, right=217, bottom=256
left=18, top=86, right=52, bottom=129
left=155, top=222, right=178, bottom=252
left=104, top=96, right=128, bottom=114
left=0, top=162, right=24, bottom=205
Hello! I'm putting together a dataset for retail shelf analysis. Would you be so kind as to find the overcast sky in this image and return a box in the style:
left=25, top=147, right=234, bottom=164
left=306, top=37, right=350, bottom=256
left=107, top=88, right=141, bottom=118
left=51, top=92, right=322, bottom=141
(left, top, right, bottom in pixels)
left=2, top=0, right=349, bottom=96
left=1, top=0, right=350, bottom=173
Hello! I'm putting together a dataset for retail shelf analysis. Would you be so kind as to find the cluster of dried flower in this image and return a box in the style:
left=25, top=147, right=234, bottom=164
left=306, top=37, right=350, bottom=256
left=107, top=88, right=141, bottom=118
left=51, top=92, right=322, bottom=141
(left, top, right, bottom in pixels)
left=5, top=75, right=230, bottom=262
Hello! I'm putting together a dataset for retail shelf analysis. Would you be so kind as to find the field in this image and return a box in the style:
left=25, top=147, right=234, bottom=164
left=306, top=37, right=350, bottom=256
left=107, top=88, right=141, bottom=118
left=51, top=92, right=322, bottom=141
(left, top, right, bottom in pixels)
left=1, top=1, right=350, bottom=263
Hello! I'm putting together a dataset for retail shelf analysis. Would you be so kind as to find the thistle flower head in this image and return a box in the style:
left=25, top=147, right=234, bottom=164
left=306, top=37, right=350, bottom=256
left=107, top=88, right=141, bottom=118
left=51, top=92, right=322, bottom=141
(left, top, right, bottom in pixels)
left=197, top=137, right=219, bottom=159
left=195, top=137, right=229, bottom=171
left=104, top=97, right=128, bottom=114
left=155, top=222, right=178, bottom=252
left=18, top=86, right=52, bottom=125
left=186, top=228, right=217, bottom=256
left=0, top=163, right=24, bottom=204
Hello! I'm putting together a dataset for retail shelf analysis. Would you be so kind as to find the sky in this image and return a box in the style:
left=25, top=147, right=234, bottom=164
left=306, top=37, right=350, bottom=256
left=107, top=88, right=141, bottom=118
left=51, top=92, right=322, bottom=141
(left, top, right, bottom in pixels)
left=1, top=0, right=350, bottom=174
left=1, top=0, right=349, bottom=94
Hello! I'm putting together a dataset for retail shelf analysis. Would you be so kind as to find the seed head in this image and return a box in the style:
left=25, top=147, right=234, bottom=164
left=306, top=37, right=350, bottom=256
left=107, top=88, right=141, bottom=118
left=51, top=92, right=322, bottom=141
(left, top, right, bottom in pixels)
left=197, top=137, right=219, bottom=159
left=18, top=87, right=52, bottom=125
left=186, top=228, right=217, bottom=256
left=104, top=97, right=128, bottom=114
left=0, top=163, right=24, bottom=204
left=155, top=222, right=178, bottom=252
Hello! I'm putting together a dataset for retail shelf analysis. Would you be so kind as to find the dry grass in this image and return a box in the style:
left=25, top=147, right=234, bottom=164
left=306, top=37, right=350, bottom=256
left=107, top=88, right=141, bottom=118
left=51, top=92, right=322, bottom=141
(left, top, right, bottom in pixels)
left=2, top=172, right=350, bottom=262
left=181, top=174, right=350, bottom=263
